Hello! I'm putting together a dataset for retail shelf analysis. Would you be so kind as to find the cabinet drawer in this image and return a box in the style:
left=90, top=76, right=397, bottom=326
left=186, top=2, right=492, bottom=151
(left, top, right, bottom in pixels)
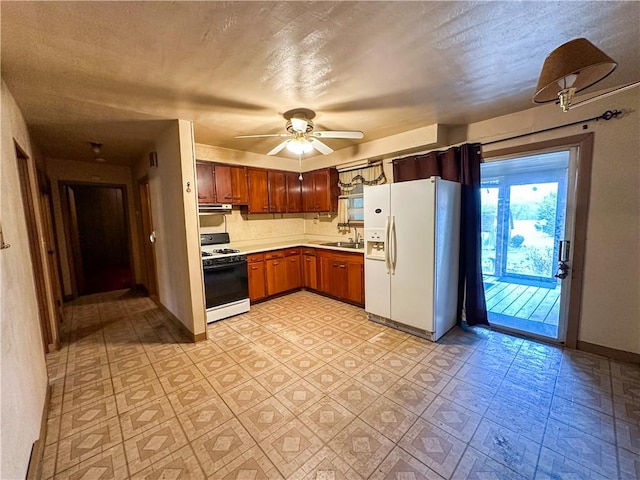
left=301, top=248, right=316, bottom=256
left=284, top=248, right=300, bottom=257
left=247, top=253, right=264, bottom=263
left=264, top=251, right=284, bottom=260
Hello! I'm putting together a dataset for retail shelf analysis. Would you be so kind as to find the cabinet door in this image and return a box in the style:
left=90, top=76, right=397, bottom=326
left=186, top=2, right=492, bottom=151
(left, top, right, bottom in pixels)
left=318, top=253, right=346, bottom=298
left=314, top=168, right=339, bottom=212
left=214, top=165, right=233, bottom=203
left=248, top=261, right=266, bottom=302
left=302, top=169, right=339, bottom=212
left=285, top=254, right=301, bottom=290
left=215, top=165, right=248, bottom=204
left=346, top=260, right=364, bottom=305
left=247, top=168, right=270, bottom=213
left=268, top=171, right=287, bottom=213
left=231, top=166, right=249, bottom=204
left=196, top=163, right=215, bottom=204
left=302, top=173, right=315, bottom=212
left=286, top=172, right=303, bottom=213
left=265, top=258, right=287, bottom=295
left=302, top=254, right=317, bottom=290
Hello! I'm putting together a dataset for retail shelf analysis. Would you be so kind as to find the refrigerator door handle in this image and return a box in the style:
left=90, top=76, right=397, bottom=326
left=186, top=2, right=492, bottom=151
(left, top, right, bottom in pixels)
left=390, top=215, right=397, bottom=274
left=384, top=215, right=391, bottom=273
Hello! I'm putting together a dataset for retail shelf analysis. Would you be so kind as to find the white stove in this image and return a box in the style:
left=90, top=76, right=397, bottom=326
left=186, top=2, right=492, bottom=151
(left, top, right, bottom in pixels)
left=200, top=233, right=249, bottom=323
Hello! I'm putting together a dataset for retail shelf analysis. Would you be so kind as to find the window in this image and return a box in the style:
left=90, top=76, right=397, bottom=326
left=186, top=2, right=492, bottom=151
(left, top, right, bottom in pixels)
left=346, top=183, right=364, bottom=223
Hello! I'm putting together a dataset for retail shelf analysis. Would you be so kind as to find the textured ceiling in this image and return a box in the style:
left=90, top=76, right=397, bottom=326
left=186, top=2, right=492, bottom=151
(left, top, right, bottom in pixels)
left=2, top=1, right=639, bottom=165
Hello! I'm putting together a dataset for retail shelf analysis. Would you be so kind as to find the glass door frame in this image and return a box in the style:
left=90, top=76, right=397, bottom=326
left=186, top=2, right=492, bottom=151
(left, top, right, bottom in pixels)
left=482, top=133, right=594, bottom=347
left=482, top=166, right=568, bottom=286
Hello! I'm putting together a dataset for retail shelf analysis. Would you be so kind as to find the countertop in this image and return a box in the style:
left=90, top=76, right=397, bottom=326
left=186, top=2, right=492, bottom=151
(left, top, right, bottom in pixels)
left=228, top=238, right=365, bottom=255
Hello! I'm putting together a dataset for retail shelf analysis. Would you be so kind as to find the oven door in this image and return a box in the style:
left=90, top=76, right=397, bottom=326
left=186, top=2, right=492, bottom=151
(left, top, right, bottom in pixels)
left=203, top=260, right=249, bottom=309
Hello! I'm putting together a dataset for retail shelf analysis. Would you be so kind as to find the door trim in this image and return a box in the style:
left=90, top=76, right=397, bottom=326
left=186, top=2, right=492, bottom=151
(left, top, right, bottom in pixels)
left=483, top=133, right=594, bottom=349
left=15, top=142, right=60, bottom=352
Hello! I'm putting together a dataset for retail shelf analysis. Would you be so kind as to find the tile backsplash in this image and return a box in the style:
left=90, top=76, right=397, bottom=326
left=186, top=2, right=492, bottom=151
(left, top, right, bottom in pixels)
left=198, top=209, right=350, bottom=242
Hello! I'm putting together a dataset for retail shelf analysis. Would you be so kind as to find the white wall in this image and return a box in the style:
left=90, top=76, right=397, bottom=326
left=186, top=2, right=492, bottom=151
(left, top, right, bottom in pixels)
left=46, top=158, right=143, bottom=296
left=467, top=89, right=640, bottom=354
left=0, top=81, right=49, bottom=479
left=140, top=120, right=206, bottom=337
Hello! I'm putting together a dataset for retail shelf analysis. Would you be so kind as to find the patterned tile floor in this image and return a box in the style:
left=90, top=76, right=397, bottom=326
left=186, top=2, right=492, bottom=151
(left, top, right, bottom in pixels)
left=42, top=289, right=640, bottom=479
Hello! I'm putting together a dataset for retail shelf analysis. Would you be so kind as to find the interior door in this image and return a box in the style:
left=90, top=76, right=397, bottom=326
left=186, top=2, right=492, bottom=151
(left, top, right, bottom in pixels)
left=139, top=179, right=158, bottom=298
left=481, top=149, right=575, bottom=342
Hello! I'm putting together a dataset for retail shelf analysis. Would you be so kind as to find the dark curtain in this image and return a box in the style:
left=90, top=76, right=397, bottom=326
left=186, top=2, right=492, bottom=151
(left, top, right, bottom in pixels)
left=392, top=144, right=489, bottom=327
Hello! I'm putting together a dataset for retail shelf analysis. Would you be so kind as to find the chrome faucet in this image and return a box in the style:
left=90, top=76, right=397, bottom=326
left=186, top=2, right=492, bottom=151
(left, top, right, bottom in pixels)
left=352, top=227, right=363, bottom=244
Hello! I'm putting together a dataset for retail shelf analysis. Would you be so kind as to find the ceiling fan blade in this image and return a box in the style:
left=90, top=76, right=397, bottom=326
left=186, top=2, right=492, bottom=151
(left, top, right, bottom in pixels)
left=267, top=139, right=290, bottom=156
left=310, top=138, right=334, bottom=155
left=311, top=130, right=364, bottom=139
left=290, top=117, right=308, bottom=133
left=235, top=133, right=290, bottom=139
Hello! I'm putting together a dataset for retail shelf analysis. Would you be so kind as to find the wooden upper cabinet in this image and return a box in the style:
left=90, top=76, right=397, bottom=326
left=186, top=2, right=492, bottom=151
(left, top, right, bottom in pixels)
left=302, top=168, right=339, bottom=212
left=195, top=162, right=215, bottom=204
left=214, top=165, right=248, bottom=204
left=268, top=170, right=287, bottom=213
left=247, top=168, right=288, bottom=214
left=247, top=168, right=270, bottom=213
left=286, top=172, right=303, bottom=213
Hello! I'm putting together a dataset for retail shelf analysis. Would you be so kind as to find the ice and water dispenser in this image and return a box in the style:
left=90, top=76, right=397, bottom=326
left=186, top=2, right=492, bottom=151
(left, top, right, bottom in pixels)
left=364, top=228, right=386, bottom=260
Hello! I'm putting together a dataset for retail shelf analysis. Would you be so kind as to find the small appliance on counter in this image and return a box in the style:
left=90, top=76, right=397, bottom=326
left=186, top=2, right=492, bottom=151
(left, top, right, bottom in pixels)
left=364, top=177, right=461, bottom=341
left=200, top=233, right=249, bottom=323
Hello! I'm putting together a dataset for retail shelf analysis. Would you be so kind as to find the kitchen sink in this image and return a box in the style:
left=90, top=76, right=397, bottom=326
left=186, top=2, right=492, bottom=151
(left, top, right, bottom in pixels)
left=321, top=241, right=364, bottom=249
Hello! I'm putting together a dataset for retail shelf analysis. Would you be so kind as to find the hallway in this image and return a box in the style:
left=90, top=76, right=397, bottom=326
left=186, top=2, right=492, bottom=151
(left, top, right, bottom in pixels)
left=42, top=290, right=639, bottom=479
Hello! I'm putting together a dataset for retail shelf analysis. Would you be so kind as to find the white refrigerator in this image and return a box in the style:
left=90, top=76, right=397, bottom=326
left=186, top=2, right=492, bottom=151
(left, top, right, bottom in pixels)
left=364, top=177, right=461, bottom=341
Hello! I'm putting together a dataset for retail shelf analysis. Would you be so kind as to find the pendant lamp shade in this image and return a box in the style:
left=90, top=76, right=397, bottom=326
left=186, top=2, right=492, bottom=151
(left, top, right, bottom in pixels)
left=533, top=38, right=617, bottom=105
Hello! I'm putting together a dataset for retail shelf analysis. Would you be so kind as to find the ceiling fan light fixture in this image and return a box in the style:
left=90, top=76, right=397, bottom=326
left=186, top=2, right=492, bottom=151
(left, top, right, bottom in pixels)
left=533, top=38, right=617, bottom=112
left=286, top=138, right=314, bottom=155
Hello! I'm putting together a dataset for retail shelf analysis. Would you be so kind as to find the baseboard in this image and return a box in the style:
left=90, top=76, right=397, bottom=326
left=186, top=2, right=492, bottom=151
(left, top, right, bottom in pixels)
left=577, top=340, right=640, bottom=363
left=26, top=386, right=51, bottom=479
left=152, top=299, right=204, bottom=343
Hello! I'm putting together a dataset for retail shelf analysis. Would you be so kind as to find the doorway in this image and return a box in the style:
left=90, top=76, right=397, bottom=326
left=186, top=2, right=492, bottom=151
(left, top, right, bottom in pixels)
left=481, top=149, right=576, bottom=342
left=63, top=183, right=133, bottom=296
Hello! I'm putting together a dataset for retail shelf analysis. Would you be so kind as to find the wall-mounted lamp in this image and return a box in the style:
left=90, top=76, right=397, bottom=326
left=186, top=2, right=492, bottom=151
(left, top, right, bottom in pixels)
left=533, top=38, right=618, bottom=112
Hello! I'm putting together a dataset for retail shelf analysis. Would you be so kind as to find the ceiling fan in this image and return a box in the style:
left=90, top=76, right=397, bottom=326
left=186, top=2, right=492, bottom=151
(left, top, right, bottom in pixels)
left=235, top=108, right=364, bottom=156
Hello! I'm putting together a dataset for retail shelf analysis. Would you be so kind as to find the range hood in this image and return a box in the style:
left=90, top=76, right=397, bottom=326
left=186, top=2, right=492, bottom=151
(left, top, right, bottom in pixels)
left=198, top=203, right=232, bottom=212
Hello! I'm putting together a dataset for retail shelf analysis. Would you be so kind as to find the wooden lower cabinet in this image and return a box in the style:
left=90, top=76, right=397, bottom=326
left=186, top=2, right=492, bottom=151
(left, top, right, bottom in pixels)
left=247, top=247, right=362, bottom=305
left=264, top=249, right=301, bottom=296
left=247, top=253, right=266, bottom=302
left=302, top=248, right=317, bottom=290
left=318, top=250, right=364, bottom=306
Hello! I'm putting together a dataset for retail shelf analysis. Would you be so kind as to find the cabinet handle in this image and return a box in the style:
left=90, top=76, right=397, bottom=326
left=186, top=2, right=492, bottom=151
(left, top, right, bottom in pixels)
left=273, top=262, right=279, bottom=266
left=251, top=266, right=259, bottom=270
left=224, top=195, right=232, bottom=199
left=263, top=206, right=269, bottom=210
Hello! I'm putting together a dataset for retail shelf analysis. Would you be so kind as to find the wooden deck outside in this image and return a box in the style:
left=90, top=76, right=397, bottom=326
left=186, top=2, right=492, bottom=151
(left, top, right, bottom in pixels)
left=483, top=276, right=560, bottom=337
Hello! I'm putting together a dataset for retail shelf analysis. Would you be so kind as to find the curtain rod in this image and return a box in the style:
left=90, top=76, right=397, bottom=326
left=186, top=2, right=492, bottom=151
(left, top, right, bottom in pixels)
left=337, top=160, right=383, bottom=173
left=482, top=109, right=622, bottom=147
